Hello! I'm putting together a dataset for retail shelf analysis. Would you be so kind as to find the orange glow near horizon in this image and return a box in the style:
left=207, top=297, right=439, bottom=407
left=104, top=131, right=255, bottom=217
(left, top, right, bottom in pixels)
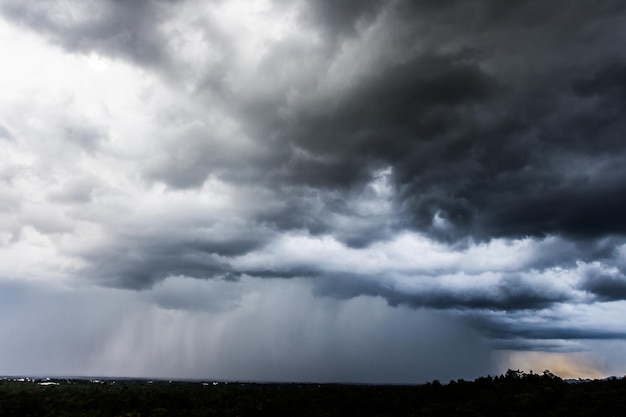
left=494, top=350, right=607, bottom=380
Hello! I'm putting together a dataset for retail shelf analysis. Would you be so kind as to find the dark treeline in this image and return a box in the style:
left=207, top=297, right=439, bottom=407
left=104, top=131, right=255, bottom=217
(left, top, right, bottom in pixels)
left=1, top=370, right=625, bottom=416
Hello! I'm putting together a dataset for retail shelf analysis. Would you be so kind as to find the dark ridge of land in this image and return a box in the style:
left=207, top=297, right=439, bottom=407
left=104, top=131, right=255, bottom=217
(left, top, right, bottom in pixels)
left=1, top=370, right=625, bottom=416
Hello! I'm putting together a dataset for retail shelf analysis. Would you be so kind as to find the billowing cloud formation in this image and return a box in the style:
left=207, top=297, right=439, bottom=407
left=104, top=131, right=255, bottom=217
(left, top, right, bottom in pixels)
left=1, top=0, right=626, bottom=381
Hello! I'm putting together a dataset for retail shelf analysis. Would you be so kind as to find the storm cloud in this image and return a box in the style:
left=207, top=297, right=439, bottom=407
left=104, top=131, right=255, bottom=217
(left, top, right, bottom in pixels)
left=1, top=0, right=626, bottom=381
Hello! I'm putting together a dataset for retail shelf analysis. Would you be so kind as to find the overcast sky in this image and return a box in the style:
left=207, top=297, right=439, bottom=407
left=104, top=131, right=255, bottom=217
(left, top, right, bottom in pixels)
left=1, top=0, right=626, bottom=383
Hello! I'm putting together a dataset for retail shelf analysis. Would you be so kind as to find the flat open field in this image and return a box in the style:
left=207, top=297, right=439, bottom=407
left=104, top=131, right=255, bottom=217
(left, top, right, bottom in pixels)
left=1, top=371, right=625, bottom=416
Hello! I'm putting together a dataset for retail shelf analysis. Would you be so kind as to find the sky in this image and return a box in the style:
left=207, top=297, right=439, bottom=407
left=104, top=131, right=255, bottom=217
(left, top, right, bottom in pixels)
left=1, top=0, right=626, bottom=383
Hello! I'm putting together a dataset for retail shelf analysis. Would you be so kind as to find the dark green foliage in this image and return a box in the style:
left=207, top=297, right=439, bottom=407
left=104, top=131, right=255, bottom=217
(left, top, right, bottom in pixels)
left=0, top=371, right=624, bottom=416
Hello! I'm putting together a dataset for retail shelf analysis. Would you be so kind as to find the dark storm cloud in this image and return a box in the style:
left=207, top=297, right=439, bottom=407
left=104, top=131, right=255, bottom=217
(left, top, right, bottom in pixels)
left=285, top=15, right=626, bottom=244
left=80, top=230, right=272, bottom=289
left=87, top=250, right=231, bottom=290
left=312, top=272, right=570, bottom=312
left=573, top=61, right=626, bottom=107
left=254, top=183, right=402, bottom=248
left=387, top=284, right=568, bottom=312
left=470, top=313, right=626, bottom=352
left=579, top=265, right=626, bottom=301
left=300, top=0, right=385, bottom=39
left=6, top=0, right=626, bottom=244
left=285, top=53, right=498, bottom=183
left=517, top=327, right=626, bottom=341
left=225, top=0, right=626, bottom=247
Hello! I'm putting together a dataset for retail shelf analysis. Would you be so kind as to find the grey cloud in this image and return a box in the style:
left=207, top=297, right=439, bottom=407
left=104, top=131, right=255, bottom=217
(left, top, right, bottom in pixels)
left=254, top=189, right=342, bottom=237
left=73, top=213, right=277, bottom=289
left=312, top=272, right=570, bottom=312
left=286, top=0, right=626, bottom=244
left=573, top=61, right=626, bottom=108
left=63, top=123, right=106, bottom=153
left=0, top=187, right=20, bottom=214
left=285, top=54, right=498, bottom=177
left=389, top=284, right=568, bottom=312
left=579, top=265, right=626, bottom=301
left=0, top=0, right=175, bottom=69
left=187, top=238, right=265, bottom=258
left=143, top=124, right=264, bottom=190
left=300, top=0, right=385, bottom=36
left=246, top=0, right=626, bottom=247
left=148, top=276, right=244, bottom=312
left=19, top=207, right=73, bottom=235
left=83, top=239, right=237, bottom=290
left=145, top=157, right=215, bottom=190
left=476, top=318, right=626, bottom=348
left=49, top=177, right=99, bottom=203
left=0, top=124, right=14, bottom=140
left=519, top=328, right=626, bottom=341
left=255, top=184, right=401, bottom=248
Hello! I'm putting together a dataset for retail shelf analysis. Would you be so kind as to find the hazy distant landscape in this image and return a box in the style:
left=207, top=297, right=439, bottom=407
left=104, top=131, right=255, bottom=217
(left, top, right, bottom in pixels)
left=2, top=370, right=626, bottom=416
